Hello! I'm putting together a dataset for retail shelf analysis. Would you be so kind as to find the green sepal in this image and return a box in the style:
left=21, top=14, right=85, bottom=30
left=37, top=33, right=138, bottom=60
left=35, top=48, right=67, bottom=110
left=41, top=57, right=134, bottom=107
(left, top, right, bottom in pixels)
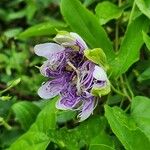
left=84, top=48, right=108, bottom=69
left=54, top=30, right=80, bottom=51
left=53, top=30, right=74, bottom=44
left=91, top=80, right=111, bottom=96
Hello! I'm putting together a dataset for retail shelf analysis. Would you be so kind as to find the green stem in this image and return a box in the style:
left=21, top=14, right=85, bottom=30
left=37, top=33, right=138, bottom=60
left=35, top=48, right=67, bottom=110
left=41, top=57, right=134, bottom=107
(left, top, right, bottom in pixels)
left=124, top=75, right=134, bottom=99
left=115, top=21, right=119, bottom=51
left=120, top=97, right=125, bottom=108
left=0, top=86, right=13, bottom=95
left=120, top=76, right=132, bottom=101
left=0, top=117, right=12, bottom=130
left=115, top=0, right=122, bottom=51
left=111, top=84, right=126, bottom=97
left=128, top=1, right=136, bottom=25
left=124, top=104, right=131, bottom=112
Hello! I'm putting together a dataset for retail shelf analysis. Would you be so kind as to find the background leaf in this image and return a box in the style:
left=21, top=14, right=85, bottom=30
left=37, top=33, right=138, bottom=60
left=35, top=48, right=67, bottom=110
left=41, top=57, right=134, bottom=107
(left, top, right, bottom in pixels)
left=95, top=1, right=123, bottom=25
left=9, top=132, right=50, bottom=150
left=105, top=105, right=150, bottom=150
left=48, top=116, right=114, bottom=150
left=135, top=0, right=150, bottom=19
left=137, top=67, right=150, bottom=82
left=142, top=31, right=150, bottom=50
left=131, top=96, right=150, bottom=140
left=61, top=0, right=115, bottom=62
left=17, top=20, right=67, bottom=39
left=110, top=15, right=149, bottom=78
left=10, top=97, right=58, bottom=150
left=12, top=101, right=40, bottom=130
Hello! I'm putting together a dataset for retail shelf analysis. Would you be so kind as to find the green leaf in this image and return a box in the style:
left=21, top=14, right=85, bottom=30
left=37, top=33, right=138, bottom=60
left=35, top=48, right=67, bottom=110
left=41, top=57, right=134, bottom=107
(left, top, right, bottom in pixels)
left=135, top=0, right=150, bottom=19
left=105, top=105, right=150, bottom=150
left=17, top=20, right=67, bottom=39
left=12, top=101, right=40, bottom=130
left=77, top=117, right=113, bottom=147
left=137, top=67, right=150, bottom=82
left=0, top=54, right=8, bottom=63
left=57, top=110, right=76, bottom=124
left=4, top=28, right=22, bottom=38
left=26, top=0, right=37, bottom=22
left=49, top=116, right=113, bottom=150
left=84, top=48, right=107, bottom=68
left=9, top=132, right=50, bottom=150
left=10, top=97, right=58, bottom=150
left=61, top=0, right=115, bottom=62
left=142, top=31, right=150, bottom=50
left=89, top=123, right=114, bottom=150
left=7, top=10, right=26, bottom=21
left=30, top=97, right=58, bottom=132
left=95, top=1, right=123, bottom=25
left=83, top=0, right=95, bottom=7
left=110, top=15, right=149, bottom=78
left=131, top=96, right=150, bottom=140
left=0, top=128, right=22, bottom=148
left=106, top=95, right=122, bottom=105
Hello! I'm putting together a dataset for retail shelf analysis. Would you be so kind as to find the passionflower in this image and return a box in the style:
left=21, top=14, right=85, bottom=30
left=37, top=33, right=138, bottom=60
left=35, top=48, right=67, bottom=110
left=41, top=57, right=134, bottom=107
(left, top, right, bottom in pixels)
left=34, top=31, right=110, bottom=121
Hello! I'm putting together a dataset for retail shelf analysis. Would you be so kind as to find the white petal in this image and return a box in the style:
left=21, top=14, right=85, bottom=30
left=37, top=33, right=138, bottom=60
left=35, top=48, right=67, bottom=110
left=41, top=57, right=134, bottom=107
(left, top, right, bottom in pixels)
left=38, top=81, right=63, bottom=99
left=93, top=66, right=107, bottom=81
left=34, top=43, right=65, bottom=59
left=70, top=32, right=88, bottom=49
left=40, top=61, right=49, bottom=77
left=78, top=99, right=94, bottom=122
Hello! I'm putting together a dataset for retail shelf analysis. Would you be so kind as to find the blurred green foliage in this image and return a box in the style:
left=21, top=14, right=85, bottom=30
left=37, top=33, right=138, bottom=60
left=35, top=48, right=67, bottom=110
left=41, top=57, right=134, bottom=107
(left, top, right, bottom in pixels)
left=0, top=0, right=150, bottom=149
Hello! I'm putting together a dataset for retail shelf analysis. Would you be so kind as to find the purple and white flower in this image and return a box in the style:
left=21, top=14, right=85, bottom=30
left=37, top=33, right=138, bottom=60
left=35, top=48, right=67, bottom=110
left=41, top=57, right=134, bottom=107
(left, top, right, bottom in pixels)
left=34, top=31, right=110, bottom=122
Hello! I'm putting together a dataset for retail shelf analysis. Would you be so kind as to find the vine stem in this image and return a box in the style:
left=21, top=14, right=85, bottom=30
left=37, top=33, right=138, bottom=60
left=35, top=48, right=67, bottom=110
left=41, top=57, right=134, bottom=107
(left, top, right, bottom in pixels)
left=120, top=76, right=132, bottom=102
left=115, top=21, right=119, bottom=51
left=115, top=0, right=122, bottom=51
left=124, top=75, right=134, bottom=99
left=128, top=1, right=136, bottom=25
left=110, top=83, right=126, bottom=97
left=124, top=104, right=131, bottom=112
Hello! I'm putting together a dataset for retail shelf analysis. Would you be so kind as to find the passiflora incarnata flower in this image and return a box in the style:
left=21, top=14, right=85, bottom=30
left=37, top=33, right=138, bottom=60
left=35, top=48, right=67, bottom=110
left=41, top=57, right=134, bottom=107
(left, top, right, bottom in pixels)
left=34, top=31, right=110, bottom=122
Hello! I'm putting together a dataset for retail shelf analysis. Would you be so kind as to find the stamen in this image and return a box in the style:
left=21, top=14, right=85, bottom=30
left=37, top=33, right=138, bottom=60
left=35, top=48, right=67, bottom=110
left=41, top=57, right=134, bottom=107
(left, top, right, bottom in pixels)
left=67, top=61, right=81, bottom=94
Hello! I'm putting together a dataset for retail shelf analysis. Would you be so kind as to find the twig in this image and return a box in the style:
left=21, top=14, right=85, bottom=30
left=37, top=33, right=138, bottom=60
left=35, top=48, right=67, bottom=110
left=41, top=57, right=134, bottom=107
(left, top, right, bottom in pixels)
left=0, top=83, right=38, bottom=100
